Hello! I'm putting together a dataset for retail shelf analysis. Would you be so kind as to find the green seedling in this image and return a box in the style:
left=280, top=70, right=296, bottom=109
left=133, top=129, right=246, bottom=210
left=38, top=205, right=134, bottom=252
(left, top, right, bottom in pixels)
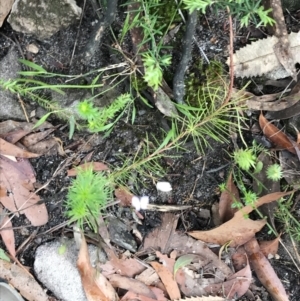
left=65, top=167, right=113, bottom=233
left=276, top=195, right=300, bottom=242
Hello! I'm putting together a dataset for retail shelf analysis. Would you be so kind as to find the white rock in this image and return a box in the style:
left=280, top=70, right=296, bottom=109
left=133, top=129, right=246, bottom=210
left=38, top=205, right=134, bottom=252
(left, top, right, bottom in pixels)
left=156, top=181, right=172, bottom=192
left=34, top=239, right=98, bottom=301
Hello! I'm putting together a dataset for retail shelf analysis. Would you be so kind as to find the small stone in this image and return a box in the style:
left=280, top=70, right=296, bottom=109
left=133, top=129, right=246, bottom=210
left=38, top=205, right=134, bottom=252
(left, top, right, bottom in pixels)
left=26, top=44, right=39, bottom=54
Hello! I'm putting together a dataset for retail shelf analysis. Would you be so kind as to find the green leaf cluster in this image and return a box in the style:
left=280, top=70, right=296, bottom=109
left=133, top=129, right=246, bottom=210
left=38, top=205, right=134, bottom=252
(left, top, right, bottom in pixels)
left=142, top=53, right=171, bottom=90
left=183, top=0, right=275, bottom=27
left=65, top=167, right=112, bottom=232
left=276, top=196, right=300, bottom=242
left=234, top=148, right=257, bottom=171
left=77, top=93, right=133, bottom=132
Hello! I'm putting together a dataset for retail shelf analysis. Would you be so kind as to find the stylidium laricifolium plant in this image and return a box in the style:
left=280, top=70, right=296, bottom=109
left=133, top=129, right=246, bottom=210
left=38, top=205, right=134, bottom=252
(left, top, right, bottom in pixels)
left=230, top=144, right=283, bottom=211
left=65, top=167, right=113, bottom=232
left=233, top=146, right=283, bottom=182
left=76, top=93, right=133, bottom=132
left=233, top=148, right=257, bottom=171
left=266, top=163, right=283, bottom=181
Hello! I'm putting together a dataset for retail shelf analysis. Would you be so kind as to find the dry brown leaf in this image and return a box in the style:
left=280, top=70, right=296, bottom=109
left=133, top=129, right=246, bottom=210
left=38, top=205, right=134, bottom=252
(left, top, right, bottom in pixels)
left=103, top=247, right=146, bottom=278
left=178, top=298, right=227, bottom=301
left=114, top=187, right=134, bottom=207
left=219, top=172, right=239, bottom=223
left=228, top=31, right=300, bottom=79
left=175, top=266, right=216, bottom=296
left=0, top=156, right=48, bottom=226
left=244, top=238, right=289, bottom=301
left=98, top=214, right=111, bottom=247
left=140, top=213, right=233, bottom=278
left=204, top=263, right=251, bottom=299
left=156, top=250, right=176, bottom=273
left=1, top=129, right=32, bottom=144
left=0, top=259, right=48, bottom=301
left=150, top=287, right=168, bottom=301
left=259, top=113, right=297, bottom=154
left=135, top=267, right=160, bottom=286
left=25, top=138, right=59, bottom=155
left=189, top=191, right=293, bottom=247
left=0, top=138, right=40, bottom=158
left=21, top=128, right=56, bottom=147
left=0, top=208, right=15, bottom=257
left=108, top=274, right=156, bottom=299
left=120, top=291, right=159, bottom=301
left=245, top=91, right=300, bottom=111
left=77, top=232, right=118, bottom=301
left=239, top=191, right=294, bottom=216
left=259, top=237, right=280, bottom=257
left=67, top=161, right=109, bottom=176
left=231, top=247, right=247, bottom=272
left=188, top=215, right=266, bottom=247
left=151, top=261, right=181, bottom=300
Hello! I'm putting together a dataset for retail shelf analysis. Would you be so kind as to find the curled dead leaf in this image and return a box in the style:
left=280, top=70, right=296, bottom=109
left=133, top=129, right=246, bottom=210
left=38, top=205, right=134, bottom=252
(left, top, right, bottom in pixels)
left=114, top=187, right=134, bottom=207
left=151, top=261, right=181, bottom=300
left=259, top=113, right=298, bottom=154
left=0, top=138, right=40, bottom=158
left=259, top=236, right=280, bottom=257
left=245, top=238, right=289, bottom=301
left=219, top=172, right=239, bottom=223
left=77, top=232, right=118, bottom=301
left=0, top=208, right=15, bottom=257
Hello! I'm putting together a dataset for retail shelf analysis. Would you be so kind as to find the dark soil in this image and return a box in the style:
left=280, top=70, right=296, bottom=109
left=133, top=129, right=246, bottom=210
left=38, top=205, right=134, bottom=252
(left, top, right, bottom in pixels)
left=1, top=1, right=300, bottom=301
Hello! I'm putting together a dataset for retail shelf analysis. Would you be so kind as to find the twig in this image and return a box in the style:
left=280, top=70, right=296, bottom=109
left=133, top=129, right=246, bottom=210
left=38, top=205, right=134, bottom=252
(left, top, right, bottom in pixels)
left=173, top=10, right=198, bottom=104
left=223, top=6, right=234, bottom=105
left=70, top=0, right=86, bottom=67
left=17, top=93, right=29, bottom=122
left=175, top=1, right=209, bottom=63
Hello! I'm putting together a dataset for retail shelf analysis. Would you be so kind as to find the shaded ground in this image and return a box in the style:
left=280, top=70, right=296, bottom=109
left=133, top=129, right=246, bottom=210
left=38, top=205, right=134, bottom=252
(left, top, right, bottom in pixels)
left=0, top=1, right=300, bottom=301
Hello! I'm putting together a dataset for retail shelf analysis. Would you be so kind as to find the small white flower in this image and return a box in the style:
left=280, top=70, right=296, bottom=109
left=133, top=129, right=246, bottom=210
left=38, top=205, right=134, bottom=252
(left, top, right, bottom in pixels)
left=131, top=196, right=149, bottom=211
left=156, top=181, right=172, bottom=192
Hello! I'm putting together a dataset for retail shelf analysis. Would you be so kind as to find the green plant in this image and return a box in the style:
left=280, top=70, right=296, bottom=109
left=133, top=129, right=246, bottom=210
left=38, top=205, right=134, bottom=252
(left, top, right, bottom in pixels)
left=230, top=143, right=284, bottom=209
left=266, top=163, right=283, bottom=181
left=275, top=195, right=300, bottom=242
left=234, top=148, right=257, bottom=171
left=0, top=59, right=134, bottom=138
left=65, top=167, right=113, bottom=232
left=183, top=0, right=275, bottom=27
left=142, top=53, right=172, bottom=90
left=77, top=93, right=134, bottom=133
left=119, top=0, right=179, bottom=91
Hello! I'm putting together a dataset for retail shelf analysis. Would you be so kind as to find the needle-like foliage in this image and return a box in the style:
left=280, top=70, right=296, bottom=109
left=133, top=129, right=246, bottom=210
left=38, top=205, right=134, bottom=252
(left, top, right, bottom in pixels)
left=65, top=167, right=112, bottom=232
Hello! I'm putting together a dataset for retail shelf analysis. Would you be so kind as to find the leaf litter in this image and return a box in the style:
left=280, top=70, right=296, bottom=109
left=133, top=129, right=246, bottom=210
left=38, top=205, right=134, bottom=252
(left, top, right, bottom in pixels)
left=0, top=110, right=297, bottom=301
left=0, top=120, right=62, bottom=300
left=67, top=188, right=296, bottom=301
